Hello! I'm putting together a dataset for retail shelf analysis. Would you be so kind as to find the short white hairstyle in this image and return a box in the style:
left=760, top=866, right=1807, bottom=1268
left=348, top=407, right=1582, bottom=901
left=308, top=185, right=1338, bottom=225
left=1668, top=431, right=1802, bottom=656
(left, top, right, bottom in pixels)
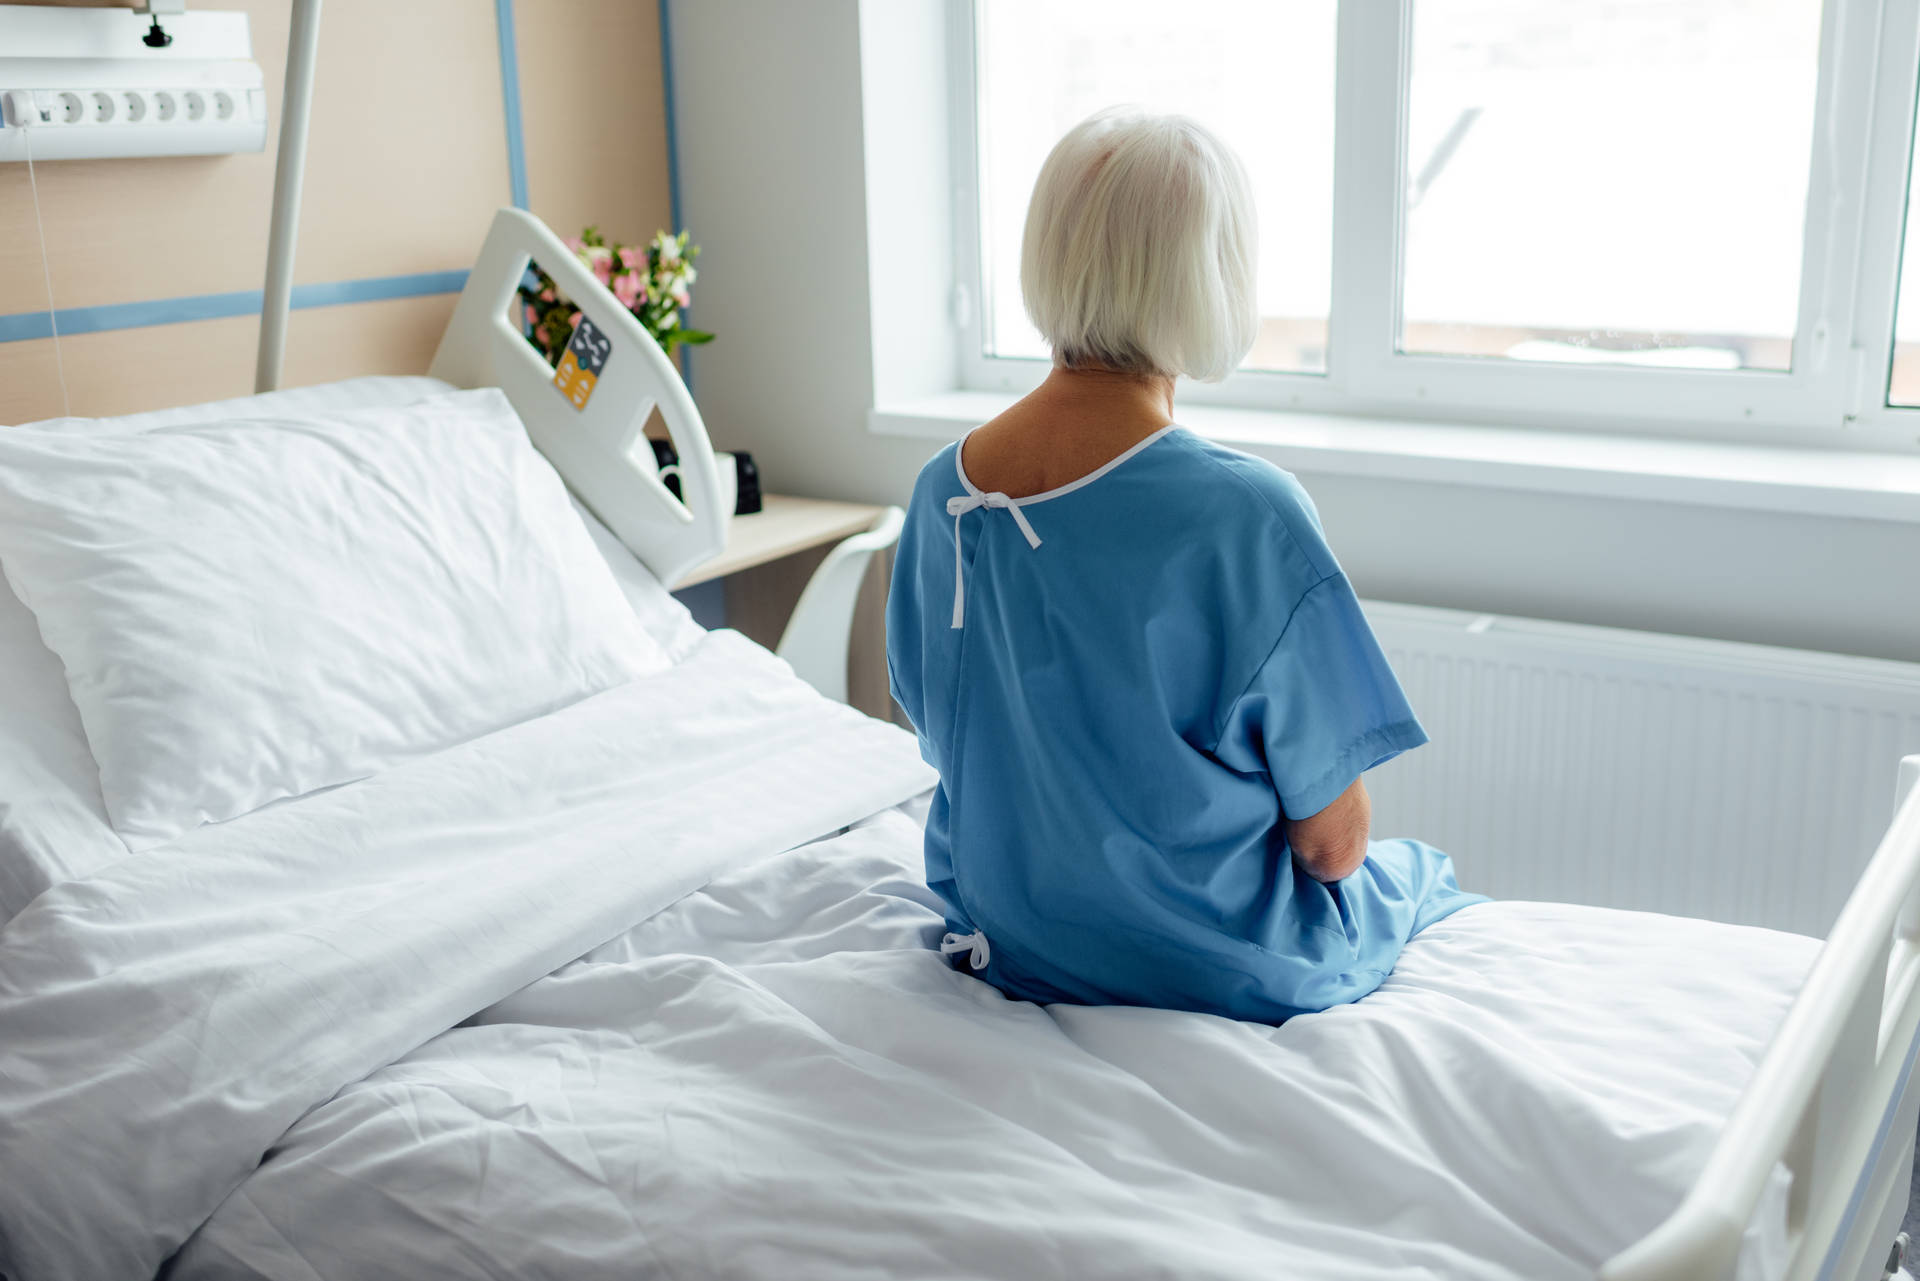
left=1019, top=108, right=1258, bottom=383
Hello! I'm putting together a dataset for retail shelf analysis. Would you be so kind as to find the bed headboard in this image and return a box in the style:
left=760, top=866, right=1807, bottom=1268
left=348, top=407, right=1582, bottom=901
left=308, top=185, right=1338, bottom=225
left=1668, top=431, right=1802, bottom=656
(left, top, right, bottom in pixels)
left=429, top=208, right=726, bottom=588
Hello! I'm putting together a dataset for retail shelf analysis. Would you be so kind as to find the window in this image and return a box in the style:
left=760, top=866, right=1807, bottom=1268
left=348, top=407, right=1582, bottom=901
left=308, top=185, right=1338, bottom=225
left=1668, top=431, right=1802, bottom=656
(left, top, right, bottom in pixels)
left=953, top=0, right=1920, bottom=446
left=1401, top=1, right=1820, bottom=372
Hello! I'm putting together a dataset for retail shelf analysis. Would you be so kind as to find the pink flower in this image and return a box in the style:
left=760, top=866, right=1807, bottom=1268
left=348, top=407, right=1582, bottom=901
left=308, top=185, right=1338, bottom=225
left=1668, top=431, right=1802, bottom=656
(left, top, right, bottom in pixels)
left=618, top=246, right=642, bottom=271
left=565, top=236, right=585, bottom=252
left=539, top=288, right=555, bottom=302
left=672, top=287, right=691, bottom=307
left=523, top=304, right=537, bottom=325
left=576, top=243, right=612, bottom=281
left=612, top=272, right=642, bottom=308
left=569, top=310, right=582, bottom=329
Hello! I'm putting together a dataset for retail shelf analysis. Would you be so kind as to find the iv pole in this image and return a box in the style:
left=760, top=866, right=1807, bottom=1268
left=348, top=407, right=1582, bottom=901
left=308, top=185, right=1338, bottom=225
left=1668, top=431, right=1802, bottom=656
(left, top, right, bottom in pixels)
left=254, top=0, right=322, bottom=393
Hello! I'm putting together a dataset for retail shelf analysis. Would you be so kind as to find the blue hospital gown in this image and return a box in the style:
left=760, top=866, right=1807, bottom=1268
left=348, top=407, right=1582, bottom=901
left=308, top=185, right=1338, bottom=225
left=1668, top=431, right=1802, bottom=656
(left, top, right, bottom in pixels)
left=886, top=425, right=1483, bottom=1023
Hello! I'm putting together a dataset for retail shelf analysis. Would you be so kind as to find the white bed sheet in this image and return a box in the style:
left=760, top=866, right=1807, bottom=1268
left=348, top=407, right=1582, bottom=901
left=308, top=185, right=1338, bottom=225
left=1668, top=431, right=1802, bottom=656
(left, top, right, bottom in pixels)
left=174, top=812, right=1812, bottom=1281
left=0, top=376, right=704, bottom=919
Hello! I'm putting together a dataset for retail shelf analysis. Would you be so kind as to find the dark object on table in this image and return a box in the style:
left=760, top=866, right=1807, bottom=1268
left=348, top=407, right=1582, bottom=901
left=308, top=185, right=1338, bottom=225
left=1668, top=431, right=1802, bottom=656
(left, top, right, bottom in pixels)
left=732, top=451, right=763, bottom=515
left=647, top=439, right=762, bottom=515
left=650, top=438, right=684, bottom=502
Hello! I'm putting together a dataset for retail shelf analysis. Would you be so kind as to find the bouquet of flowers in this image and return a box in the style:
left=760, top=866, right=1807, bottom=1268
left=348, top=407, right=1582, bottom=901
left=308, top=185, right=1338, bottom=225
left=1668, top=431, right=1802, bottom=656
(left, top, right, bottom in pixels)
left=518, top=226, right=714, bottom=367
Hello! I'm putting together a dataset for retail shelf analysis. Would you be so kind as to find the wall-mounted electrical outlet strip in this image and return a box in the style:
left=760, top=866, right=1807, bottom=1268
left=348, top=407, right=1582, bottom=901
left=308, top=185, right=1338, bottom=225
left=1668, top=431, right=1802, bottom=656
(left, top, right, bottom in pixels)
left=0, top=5, right=265, bottom=162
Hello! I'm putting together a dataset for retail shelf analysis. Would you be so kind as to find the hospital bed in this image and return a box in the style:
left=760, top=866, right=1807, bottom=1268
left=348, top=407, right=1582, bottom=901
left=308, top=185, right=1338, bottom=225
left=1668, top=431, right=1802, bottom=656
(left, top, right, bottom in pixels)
left=0, top=207, right=1916, bottom=1281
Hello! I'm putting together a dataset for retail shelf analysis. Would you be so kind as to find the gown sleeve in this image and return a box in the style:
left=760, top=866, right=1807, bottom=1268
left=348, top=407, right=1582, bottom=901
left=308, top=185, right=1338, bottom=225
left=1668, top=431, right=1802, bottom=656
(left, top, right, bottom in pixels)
left=1212, top=571, right=1429, bottom=820
left=885, top=485, right=930, bottom=749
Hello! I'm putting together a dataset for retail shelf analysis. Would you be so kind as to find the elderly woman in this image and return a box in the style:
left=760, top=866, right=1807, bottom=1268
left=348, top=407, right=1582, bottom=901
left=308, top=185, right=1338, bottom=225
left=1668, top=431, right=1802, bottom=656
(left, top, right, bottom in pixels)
left=887, top=109, right=1481, bottom=1023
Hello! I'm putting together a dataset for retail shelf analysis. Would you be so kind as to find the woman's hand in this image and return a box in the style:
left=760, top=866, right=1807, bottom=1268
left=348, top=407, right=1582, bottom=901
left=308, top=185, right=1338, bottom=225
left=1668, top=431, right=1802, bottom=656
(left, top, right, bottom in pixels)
left=1286, top=777, right=1371, bottom=883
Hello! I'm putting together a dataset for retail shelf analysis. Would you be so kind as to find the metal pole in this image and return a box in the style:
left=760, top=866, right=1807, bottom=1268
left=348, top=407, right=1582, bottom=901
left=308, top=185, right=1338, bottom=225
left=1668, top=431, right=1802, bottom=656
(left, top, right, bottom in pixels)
left=255, top=0, right=322, bottom=393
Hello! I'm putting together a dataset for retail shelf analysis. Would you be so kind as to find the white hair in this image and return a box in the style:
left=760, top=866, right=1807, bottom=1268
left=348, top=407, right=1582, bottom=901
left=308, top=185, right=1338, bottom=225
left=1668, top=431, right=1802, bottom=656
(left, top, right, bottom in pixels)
left=1019, top=108, right=1258, bottom=383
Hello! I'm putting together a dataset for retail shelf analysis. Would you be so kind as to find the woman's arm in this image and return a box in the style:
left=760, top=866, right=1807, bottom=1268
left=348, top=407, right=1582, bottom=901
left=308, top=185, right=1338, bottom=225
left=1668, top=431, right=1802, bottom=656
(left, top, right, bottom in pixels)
left=1286, top=777, right=1371, bottom=883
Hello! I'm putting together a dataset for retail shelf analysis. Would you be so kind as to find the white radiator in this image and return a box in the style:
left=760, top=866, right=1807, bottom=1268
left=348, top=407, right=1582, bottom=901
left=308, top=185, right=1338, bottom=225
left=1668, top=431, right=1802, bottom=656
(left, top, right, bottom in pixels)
left=1362, top=602, right=1920, bottom=938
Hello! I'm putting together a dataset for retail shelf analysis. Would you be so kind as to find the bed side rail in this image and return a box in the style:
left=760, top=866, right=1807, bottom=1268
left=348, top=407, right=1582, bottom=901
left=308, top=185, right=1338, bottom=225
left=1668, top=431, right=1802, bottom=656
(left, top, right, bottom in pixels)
left=1602, top=755, right=1920, bottom=1281
left=428, top=207, right=726, bottom=588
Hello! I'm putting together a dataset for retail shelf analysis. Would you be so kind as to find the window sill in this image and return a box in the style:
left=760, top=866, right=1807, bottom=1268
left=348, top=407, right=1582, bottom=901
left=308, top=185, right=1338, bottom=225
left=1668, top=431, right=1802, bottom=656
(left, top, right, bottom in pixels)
left=868, top=393, right=1920, bottom=524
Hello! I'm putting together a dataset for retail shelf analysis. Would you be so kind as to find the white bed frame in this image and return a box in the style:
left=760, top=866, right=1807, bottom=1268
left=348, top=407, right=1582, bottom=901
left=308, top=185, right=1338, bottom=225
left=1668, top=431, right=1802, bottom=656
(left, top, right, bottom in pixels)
left=427, top=208, right=728, bottom=589
left=238, top=10, right=1920, bottom=1271
left=1604, top=756, right=1920, bottom=1281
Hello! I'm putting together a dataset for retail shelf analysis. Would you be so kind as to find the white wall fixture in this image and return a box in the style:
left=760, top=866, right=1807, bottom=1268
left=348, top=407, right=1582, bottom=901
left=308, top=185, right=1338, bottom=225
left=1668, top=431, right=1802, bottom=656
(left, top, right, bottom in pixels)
left=1363, top=600, right=1920, bottom=937
left=0, top=5, right=265, bottom=162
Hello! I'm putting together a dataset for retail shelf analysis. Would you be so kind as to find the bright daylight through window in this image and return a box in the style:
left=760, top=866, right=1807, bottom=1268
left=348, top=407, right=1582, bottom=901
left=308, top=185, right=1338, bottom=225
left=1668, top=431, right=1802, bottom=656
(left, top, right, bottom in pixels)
left=962, top=0, right=1920, bottom=442
left=974, top=0, right=1336, bottom=374
left=1401, top=0, right=1820, bottom=371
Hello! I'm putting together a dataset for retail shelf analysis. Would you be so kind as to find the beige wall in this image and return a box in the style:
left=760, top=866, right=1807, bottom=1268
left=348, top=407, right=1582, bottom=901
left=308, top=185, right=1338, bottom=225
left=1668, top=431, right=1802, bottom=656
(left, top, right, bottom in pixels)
left=1, top=0, right=673, bottom=425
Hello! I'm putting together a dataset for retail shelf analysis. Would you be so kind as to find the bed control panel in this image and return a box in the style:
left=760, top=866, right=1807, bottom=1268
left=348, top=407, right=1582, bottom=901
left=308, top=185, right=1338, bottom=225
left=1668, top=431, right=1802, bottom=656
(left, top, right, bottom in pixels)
left=554, top=317, right=612, bottom=411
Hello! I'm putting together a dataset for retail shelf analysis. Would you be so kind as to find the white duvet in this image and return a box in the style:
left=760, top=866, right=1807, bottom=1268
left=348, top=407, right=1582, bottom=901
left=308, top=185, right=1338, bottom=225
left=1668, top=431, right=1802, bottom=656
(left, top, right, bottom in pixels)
left=0, top=632, right=931, bottom=1280
left=165, top=814, right=1814, bottom=1281
left=0, top=635, right=1814, bottom=1281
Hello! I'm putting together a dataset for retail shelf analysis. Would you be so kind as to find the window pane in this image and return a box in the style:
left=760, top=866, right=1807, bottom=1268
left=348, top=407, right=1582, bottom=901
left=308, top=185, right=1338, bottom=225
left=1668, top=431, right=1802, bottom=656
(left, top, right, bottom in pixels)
left=975, top=0, right=1334, bottom=374
left=1401, top=0, right=1822, bottom=372
left=1890, top=96, right=1920, bottom=406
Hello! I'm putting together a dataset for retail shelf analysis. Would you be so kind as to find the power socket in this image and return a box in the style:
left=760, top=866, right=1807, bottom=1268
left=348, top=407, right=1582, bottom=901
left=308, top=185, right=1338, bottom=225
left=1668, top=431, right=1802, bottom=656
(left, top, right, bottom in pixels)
left=0, top=7, right=266, bottom=162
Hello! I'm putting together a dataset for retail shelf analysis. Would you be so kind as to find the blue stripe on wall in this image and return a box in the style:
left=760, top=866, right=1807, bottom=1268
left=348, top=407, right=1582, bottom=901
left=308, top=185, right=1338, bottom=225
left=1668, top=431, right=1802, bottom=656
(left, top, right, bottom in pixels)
left=657, top=0, right=693, bottom=395
left=0, top=270, right=471, bottom=344
left=494, top=0, right=531, bottom=211
left=658, top=0, right=683, bottom=234
left=0, top=2, right=530, bottom=346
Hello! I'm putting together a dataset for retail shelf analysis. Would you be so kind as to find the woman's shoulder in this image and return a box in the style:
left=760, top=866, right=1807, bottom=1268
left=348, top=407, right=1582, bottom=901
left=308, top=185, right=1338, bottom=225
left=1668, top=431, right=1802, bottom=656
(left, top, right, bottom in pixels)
left=909, top=441, right=965, bottom=504
left=1155, top=430, right=1339, bottom=580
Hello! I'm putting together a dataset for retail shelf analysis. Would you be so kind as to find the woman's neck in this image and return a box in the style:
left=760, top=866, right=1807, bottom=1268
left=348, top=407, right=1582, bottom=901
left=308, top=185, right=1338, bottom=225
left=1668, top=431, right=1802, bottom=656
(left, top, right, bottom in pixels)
left=1034, top=366, right=1176, bottom=428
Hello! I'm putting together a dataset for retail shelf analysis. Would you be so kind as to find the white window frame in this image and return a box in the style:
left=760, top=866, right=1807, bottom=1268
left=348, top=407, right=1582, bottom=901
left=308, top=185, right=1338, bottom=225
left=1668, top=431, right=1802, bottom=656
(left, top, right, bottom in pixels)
left=1844, top=0, right=1920, bottom=439
left=946, top=0, right=1920, bottom=454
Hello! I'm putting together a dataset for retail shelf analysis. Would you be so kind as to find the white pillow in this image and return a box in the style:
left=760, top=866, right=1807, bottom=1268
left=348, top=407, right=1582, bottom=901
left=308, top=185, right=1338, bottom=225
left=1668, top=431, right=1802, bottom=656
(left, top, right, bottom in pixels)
left=0, top=380, right=475, bottom=916
left=571, top=496, right=709, bottom=664
left=0, top=387, right=667, bottom=850
left=0, top=573, right=126, bottom=918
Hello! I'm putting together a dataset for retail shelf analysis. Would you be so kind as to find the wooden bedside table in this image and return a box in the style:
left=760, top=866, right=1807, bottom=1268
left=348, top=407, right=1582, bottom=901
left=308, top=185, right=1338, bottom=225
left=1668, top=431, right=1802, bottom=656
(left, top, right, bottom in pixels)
left=675, top=495, right=887, bottom=588
left=677, top=495, right=899, bottom=717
